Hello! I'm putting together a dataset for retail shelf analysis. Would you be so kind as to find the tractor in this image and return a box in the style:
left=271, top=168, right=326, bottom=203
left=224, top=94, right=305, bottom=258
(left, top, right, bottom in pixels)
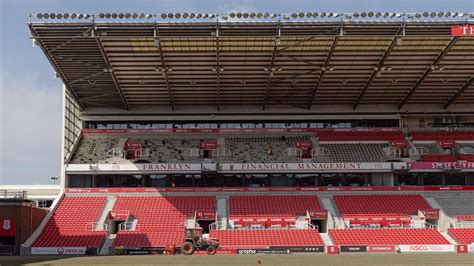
left=178, top=226, right=219, bottom=255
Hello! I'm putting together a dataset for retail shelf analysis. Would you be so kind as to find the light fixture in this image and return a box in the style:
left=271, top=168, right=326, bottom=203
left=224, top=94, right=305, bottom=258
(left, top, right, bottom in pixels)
left=105, top=13, right=111, bottom=19
left=229, top=12, right=235, bottom=18
left=263, top=13, right=270, bottom=18
left=423, top=12, right=429, bottom=17
left=361, top=12, right=367, bottom=18
left=167, top=13, right=174, bottom=19
left=146, top=14, right=153, bottom=19
left=78, top=14, right=84, bottom=19
left=270, top=13, right=277, bottom=19
left=161, top=13, right=167, bottom=19
left=221, top=15, right=228, bottom=20
left=56, top=13, right=62, bottom=19
left=50, top=13, right=56, bottom=19
left=111, top=13, right=117, bottom=19
left=37, top=13, right=43, bottom=19
left=243, top=13, right=249, bottom=18
left=298, top=12, right=305, bottom=18
left=257, top=13, right=263, bottom=18
left=430, top=12, right=436, bottom=17
left=291, top=13, right=297, bottom=18
left=190, top=13, right=196, bottom=18
left=118, top=13, right=124, bottom=19
left=353, top=12, right=359, bottom=18
left=376, top=12, right=382, bottom=17
left=321, top=12, right=327, bottom=18
left=312, top=12, right=319, bottom=18
left=437, top=12, right=444, bottom=17
left=175, top=13, right=181, bottom=18
left=250, top=12, right=256, bottom=18
left=84, top=14, right=91, bottom=19
left=182, top=13, right=189, bottom=18
left=415, top=13, right=422, bottom=18
left=445, top=12, right=451, bottom=17
left=383, top=12, right=389, bottom=18
left=197, top=13, right=203, bottom=18
left=368, top=12, right=374, bottom=17
left=70, top=13, right=77, bottom=19
left=236, top=13, right=242, bottom=18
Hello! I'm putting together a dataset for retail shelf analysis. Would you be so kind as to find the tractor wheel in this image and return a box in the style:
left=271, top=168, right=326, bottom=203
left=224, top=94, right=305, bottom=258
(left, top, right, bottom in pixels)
left=181, top=242, right=195, bottom=255
left=207, top=246, right=217, bottom=255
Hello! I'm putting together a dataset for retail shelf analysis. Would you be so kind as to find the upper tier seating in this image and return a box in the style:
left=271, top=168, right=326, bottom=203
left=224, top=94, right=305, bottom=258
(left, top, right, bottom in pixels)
left=319, top=143, right=389, bottom=162
left=210, top=229, right=323, bottom=248
left=33, top=196, right=107, bottom=247
left=413, top=143, right=444, bottom=155
left=229, top=195, right=321, bottom=219
left=448, top=228, right=474, bottom=244
left=111, top=196, right=215, bottom=247
left=329, top=229, right=449, bottom=245
left=317, top=130, right=405, bottom=142
left=334, top=195, right=431, bottom=216
left=434, top=198, right=474, bottom=217
left=69, top=135, right=119, bottom=163
left=411, top=131, right=474, bottom=141
left=220, top=135, right=311, bottom=163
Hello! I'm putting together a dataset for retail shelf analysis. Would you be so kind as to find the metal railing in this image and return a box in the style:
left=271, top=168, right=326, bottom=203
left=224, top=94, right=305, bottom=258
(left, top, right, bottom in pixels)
left=0, top=190, right=28, bottom=199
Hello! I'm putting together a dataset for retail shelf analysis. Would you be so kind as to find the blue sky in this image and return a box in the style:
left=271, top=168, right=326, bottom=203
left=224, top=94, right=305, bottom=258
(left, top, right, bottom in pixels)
left=0, top=0, right=473, bottom=185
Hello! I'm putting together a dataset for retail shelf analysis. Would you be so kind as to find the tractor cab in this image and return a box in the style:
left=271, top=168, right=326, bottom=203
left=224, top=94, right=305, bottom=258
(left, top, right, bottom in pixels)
left=180, top=226, right=219, bottom=255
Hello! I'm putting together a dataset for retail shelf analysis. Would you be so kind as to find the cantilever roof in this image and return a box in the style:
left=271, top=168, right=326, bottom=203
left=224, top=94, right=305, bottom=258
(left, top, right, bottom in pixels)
left=29, top=21, right=474, bottom=112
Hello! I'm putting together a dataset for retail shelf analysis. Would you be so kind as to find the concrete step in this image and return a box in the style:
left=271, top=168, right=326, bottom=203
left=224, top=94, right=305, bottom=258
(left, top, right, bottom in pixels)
left=441, top=232, right=458, bottom=245
left=95, top=195, right=117, bottom=230
left=100, top=234, right=117, bottom=255
left=320, top=233, right=334, bottom=246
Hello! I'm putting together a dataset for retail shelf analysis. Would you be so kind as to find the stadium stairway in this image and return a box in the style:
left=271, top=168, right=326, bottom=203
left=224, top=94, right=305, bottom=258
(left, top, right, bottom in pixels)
left=321, top=197, right=343, bottom=229
left=320, top=233, right=334, bottom=245
left=216, top=197, right=228, bottom=229
left=95, top=195, right=117, bottom=230
left=440, top=231, right=458, bottom=244
left=425, top=197, right=454, bottom=232
left=100, top=234, right=117, bottom=255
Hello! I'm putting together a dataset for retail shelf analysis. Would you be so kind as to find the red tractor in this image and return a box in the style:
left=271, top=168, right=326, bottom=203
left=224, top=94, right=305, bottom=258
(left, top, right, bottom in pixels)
left=167, top=227, right=219, bottom=255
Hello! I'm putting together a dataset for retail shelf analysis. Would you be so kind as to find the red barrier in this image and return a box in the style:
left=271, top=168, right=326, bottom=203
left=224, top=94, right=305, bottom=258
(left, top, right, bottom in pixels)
left=326, top=245, right=339, bottom=254
left=456, top=245, right=468, bottom=253
left=65, top=186, right=474, bottom=194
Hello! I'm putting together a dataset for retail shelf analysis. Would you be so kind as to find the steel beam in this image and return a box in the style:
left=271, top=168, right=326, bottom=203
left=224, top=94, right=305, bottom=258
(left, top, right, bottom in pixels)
left=398, top=37, right=459, bottom=110
left=93, top=28, right=129, bottom=111
left=307, top=35, right=339, bottom=110
left=28, top=23, right=85, bottom=110
left=443, top=77, right=474, bottom=109
left=155, top=24, right=175, bottom=111
left=262, top=24, right=281, bottom=110
left=352, top=27, right=404, bottom=110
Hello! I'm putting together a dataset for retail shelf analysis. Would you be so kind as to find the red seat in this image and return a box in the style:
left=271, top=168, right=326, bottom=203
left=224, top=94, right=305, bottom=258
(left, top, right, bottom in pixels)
left=329, top=229, right=449, bottom=245
left=32, top=196, right=107, bottom=247
left=448, top=228, right=474, bottom=244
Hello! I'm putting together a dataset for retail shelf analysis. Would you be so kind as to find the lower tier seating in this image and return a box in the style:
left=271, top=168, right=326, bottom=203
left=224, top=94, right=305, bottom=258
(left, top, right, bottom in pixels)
left=112, top=231, right=183, bottom=247
left=33, top=196, right=107, bottom=247
left=210, top=229, right=323, bottom=248
left=329, top=229, right=449, bottom=245
left=448, top=228, right=474, bottom=244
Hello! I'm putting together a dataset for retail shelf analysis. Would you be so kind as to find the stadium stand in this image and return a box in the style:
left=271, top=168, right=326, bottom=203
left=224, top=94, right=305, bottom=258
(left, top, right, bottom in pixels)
left=329, top=229, right=450, bottom=245
left=433, top=198, right=474, bottom=217
left=319, top=143, right=389, bottom=162
left=210, top=229, right=323, bottom=248
left=69, top=135, right=120, bottom=164
left=111, top=196, right=215, bottom=247
left=32, top=196, right=107, bottom=247
left=448, top=228, right=474, bottom=244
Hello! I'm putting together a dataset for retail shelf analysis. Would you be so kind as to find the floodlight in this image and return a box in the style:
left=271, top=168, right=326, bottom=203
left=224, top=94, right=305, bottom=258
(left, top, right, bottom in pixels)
left=353, top=12, right=359, bottom=18
left=430, top=12, right=436, bottom=17
left=306, top=12, right=312, bottom=18
left=146, top=14, right=153, bottom=19
left=298, top=12, right=305, bottom=18
left=257, top=13, right=263, bottom=18
left=118, top=13, right=124, bottom=19
left=56, top=13, right=62, bottom=19
left=445, top=12, right=451, bottom=17
left=111, top=13, right=117, bottom=19
left=312, top=12, right=319, bottom=18
left=415, top=13, right=422, bottom=18
left=190, top=13, right=196, bottom=18
left=328, top=13, right=334, bottom=18
left=229, top=12, right=235, bottom=18
left=78, top=14, right=84, bottom=19
left=437, top=12, right=444, bottom=17
left=37, top=13, right=43, bottom=19
left=161, top=13, right=167, bottom=19
left=321, top=12, right=327, bottom=18
left=376, top=12, right=382, bottom=17
left=175, top=13, right=181, bottom=18
left=361, top=12, right=367, bottom=17
left=236, top=13, right=242, bottom=18
left=71, top=13, right=77, bottom=19
left=125, top=13, right=131, bottom=19
left=64, top=13, right=70, bottom=19
left=368, top=12, right=374, bottom=17
left=263, top=13, right=270, bottom=18
left=243, top=13, right=249, bottom=18
left=423, top=12, right=429, bottom=17
left=43, top=13, right=50, bottom=19
left=105, top=13, right=111, bottom=18
left=383, top=12, right=389, bottom=17
left=182, top=13, right=189, bottom=18
left=250, top=12, right=256, bottom=18
left=138, top=13, right=144, bottom=19
left=197, top=13, right=203, bottom=18
left=84, top=14, right=91, bottom=19
left=167, top=13, right=174, bottom=18
left=50, top=13, right=56, bottom=19
left=270, top=13, right=277, bottom=19
left=221, top=15, right=228, bottom=20
left=291, top=13, right=297, bottom=18
left=203, top=13, right=209, bottom=18
left=345, top=14, right=352, bottom=19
